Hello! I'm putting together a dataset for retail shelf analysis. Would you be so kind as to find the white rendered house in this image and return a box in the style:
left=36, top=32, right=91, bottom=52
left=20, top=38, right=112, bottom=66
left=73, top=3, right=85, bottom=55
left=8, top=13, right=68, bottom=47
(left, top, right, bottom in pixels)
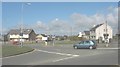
left=90, top=22, right=112, bottom=43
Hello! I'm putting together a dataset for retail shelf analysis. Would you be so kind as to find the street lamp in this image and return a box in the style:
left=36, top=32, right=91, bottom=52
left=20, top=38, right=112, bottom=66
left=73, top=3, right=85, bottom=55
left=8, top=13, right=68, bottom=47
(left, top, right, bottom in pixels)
left=71, top=26, right=73, bottom=36
left=20, top=2, right=24, bottom=47
left=20, top=2, right=31, bottom=47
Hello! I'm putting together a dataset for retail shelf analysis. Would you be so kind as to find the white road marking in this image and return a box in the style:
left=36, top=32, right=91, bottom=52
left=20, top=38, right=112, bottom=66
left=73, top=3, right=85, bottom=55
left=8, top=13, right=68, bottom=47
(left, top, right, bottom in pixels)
left=97, top=48, right=119, bottom=50
left=53, top=56, right=77, bottom=62
left=25, top=49, right=80, bottom=64
left=36, top=49, right=79, bottom=56
left=36, top=49, right=80, bottom=62
left=53, top=54, right=79, bottom=62
left=73, top=55, right=79, bottom=57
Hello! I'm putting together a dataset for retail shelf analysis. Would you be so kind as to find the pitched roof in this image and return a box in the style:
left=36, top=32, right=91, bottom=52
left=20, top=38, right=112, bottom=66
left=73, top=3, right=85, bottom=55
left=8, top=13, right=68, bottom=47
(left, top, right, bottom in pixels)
left=36, top=34, right=47, bottom=38
left=41, top=34, right=47, bottom=37
left=90, top=23, right=104, bottom=31
left=8, top=29, right=33, bottom=35
left=84, top=31, right=90, bottom=35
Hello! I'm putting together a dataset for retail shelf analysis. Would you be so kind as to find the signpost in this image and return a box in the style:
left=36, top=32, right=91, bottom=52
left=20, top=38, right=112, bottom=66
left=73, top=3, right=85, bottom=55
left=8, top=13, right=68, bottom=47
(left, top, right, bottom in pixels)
left=19, top=32, right=23, bottom=47
left=52, top=35, right=55, bottom=46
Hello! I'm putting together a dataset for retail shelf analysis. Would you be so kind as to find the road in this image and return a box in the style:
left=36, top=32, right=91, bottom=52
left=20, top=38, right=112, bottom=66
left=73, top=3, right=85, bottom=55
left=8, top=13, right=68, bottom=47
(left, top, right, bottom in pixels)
left=2, top=43, right=118, bottom=65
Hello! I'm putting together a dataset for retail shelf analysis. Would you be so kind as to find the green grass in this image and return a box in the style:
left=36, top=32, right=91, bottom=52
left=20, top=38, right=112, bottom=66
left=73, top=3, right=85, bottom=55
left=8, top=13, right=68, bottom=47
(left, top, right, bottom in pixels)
left=23, top=40, right=80, bottom=45
left=0, top=46, right=2, bottom=58
left=54, top=40, right=79, bottom=45
left=2, top=45, right=34, bottom=57
left=23, top=41, right=37, bottom=44
left=42, top=40, right=80, bottom=46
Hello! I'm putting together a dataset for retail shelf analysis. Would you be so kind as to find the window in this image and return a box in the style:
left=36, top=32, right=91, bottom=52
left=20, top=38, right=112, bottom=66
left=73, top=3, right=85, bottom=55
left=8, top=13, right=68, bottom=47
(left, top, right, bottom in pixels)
left=79, top=41, right=84, bottom=45
left=90, top=41, right=94, bottom=45
left=104, top=29, right=107, bottom=32
left=91, top=36, right=93, bottom=38
left=91, top=36, right=95, bottom=39
left=104, top=29, right=105, bottom=32
left=85, top=41, right=90, bottom=44
left=84, top=41, right=90, bottom=45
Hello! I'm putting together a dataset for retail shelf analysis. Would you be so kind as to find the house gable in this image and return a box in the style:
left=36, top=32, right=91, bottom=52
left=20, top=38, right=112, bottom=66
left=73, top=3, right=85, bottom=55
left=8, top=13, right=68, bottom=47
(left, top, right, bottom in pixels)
left=91, top=23, right=113, bottom=40
left=8, top=29, right=36, bottom=41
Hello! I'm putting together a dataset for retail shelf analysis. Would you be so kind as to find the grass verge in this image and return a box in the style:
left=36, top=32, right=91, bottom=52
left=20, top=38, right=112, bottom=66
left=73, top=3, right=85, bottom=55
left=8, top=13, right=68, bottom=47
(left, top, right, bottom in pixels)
left=2, top=45, right=34, bottom=57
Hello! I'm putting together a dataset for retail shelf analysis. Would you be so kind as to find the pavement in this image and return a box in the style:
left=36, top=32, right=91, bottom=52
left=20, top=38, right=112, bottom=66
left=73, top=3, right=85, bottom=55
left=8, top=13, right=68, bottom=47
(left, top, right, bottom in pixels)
left=1, top=40, right=119, bottom=65
left=97, top=40, right=118, bottom=48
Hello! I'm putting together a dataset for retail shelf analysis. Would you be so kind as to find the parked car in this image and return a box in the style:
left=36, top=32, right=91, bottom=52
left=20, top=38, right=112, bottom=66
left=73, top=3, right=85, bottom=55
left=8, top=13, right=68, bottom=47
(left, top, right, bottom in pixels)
left=73, top=40, right=97, bottom=49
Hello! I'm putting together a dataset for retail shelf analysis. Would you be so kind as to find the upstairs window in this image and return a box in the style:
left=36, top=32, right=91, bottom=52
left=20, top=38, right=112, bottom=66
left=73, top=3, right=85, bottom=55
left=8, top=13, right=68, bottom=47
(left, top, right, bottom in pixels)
left=104, top=29, right=108, bottom=32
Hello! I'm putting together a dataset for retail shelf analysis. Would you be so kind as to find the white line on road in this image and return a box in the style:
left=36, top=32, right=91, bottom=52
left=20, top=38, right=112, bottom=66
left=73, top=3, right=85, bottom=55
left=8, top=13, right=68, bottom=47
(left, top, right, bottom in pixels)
left=36, top=49, right=79, bottom=56
left=97, top=48, right=119, bottom=50
left=36, top=49, right=80, bottom=62
left=52, top=55, right=79, bottom=62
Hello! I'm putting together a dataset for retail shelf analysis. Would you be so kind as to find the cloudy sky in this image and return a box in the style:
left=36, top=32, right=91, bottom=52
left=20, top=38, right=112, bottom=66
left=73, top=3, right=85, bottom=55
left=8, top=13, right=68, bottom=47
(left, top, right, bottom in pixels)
left=2, top=2, right=118, bottom=35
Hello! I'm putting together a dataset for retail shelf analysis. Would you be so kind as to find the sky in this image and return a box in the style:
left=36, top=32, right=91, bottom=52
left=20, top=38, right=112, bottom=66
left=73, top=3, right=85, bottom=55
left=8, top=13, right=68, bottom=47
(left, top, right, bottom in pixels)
left=2, top=0, right=120, bottom=2
left=2, top=2, right=118, bottom=35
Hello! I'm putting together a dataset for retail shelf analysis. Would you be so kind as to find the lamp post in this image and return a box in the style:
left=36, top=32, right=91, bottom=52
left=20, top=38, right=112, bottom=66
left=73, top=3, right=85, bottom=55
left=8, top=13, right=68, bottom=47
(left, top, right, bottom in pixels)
left=20, top=2, right=24, bottom=47
left=51, top=18, right=58, bottom=46
left=20, top=2, right=31, bottom=47
left=71, top=26, right=73, bottom=36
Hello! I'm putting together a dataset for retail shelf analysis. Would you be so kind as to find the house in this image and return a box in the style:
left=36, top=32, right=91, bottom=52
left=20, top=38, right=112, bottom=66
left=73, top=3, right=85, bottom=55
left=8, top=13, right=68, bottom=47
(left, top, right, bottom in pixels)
left=78, top=32, right=83, bottom=37
left=36, top=34, right=48, bottom=41
left=78, top=31, right=90, bottom=40
left=90, top=22, right=112, bottom=43
left=82, top=31, right=90, bottom=39
left=7, top=29, right=36, bottom=42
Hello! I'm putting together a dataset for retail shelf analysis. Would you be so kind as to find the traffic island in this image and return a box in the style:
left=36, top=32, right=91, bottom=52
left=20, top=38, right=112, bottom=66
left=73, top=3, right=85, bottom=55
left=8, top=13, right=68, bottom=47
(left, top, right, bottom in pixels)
left=2, top=45, right=34, bottom=57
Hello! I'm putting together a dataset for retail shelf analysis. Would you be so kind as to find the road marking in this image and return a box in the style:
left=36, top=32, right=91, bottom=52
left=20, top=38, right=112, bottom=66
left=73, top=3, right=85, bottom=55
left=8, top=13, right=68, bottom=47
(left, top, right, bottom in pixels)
left=97, top=48, right=119, bottom=50
left=36, top=49, right=79, bottom=56
left=53, top=54, right=79, bottom=62
left=52, top=56, right=78, bottom=62
left=36, top=49, right=80, bottom=62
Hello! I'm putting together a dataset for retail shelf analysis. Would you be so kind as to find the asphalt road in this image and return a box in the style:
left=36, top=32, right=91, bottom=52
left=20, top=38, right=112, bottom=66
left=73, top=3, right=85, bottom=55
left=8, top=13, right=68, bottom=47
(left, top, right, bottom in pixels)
left=2, top=43, right=118, bottom=65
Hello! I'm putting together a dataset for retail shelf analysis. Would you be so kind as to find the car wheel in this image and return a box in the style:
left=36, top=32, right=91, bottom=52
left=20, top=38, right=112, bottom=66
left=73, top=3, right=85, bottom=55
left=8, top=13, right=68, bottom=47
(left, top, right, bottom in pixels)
left=89, top=46, right=93, bottom=49
left=74, top=46, right=78, bottom=49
